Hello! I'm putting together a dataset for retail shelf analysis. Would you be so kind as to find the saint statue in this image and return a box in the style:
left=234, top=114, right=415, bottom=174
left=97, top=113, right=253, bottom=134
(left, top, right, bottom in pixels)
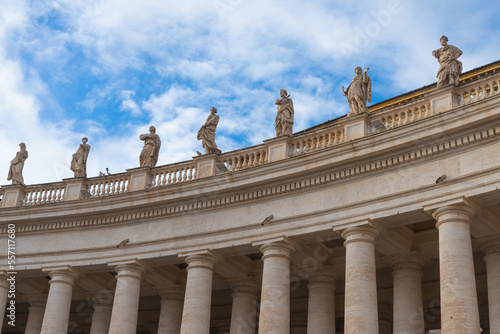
left=7, top=142, right=28, bottom=185
left=139, top=126, right=161, bottom=168
left=197, top=107, right=222, bottom=155
left=275, top=89, right=294, bottom=137
left=342, top=67, right=371, bottom=116
left=70, top=137, right=91, bottom=178
left=432, top=35, right=463, bottom=88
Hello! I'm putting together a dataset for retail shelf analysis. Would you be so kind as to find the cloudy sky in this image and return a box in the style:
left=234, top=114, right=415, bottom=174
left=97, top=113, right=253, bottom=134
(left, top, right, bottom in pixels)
left=1, top=0, right=499, bottom=185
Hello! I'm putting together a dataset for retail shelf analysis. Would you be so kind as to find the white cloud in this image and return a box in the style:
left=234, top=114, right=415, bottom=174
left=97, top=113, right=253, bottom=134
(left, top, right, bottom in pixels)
left=1, top=0, right=500, bottom=186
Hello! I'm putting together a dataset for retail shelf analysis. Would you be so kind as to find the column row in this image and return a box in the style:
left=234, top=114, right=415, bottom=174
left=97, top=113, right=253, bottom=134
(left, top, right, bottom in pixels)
left=12, top=203, right=500, bottom=334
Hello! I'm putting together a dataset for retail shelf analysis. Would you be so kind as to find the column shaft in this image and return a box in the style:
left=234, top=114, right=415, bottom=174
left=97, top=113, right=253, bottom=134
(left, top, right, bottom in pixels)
left=307, top=268, right=337, bottom=334
left=229, top=280, right=259, bottom=334
left=434, top=205, right=480, bottom=334
left=484, top=245, right=500, bottom=334
left=257, top=241, right=294, bottom=334
left=41, top=269, right=78, bottom=334
left=25, top=295, right=48, bottom=334
left=89, top=291, right=114, bottom=334
left=0, top=274, right=9, bottom=330
left=108, top=263, right=146, bottom=334
left=180, top=253, right=218, bottom=334
left=342, top=226, right=379, bottom=334
left=158, top=287, right=184, bottom=334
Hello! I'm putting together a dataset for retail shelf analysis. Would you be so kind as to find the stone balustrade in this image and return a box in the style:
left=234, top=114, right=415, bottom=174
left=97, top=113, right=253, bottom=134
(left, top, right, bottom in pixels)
left=456, top=76, right=499, bottom=106
left=87, top=173, right=130, bottom=197
left=23, top=182, right=66, bottom=205
left=218, top=146, right=267, bottom=172
left=291, top=124, right=345, bottom=156
left=150, top=160, right=197, bottom=187
left=1, top=67, right=499, bottom=208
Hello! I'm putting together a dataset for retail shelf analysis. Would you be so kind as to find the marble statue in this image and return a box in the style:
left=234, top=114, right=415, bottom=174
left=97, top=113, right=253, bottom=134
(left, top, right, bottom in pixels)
left=342, top=67, right=372, bottom=116
left=139, top=126, right=161, bottom=168
left=70, top=137, right=91, bottom=178
left=432, top=36, right=463, bottom=88
left=7, top=142, right=28, bottom=185
left=197, top=107, right=222, bottom=155
left=275, top=89, right=294, bottom=137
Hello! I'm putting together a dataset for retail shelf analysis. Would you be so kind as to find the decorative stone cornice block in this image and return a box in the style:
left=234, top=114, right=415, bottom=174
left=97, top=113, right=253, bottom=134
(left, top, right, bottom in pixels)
left=126, top=166, right=152, bottom=191
left=425, top=85, right=459, bottom=114
left=62, top=177, right=86, bottom=201
left=193, top=154, right=218, bottom=178
left=341, top=113, right=370, bottom=141
left=1, top=184, right=26, bottom=207
left=263, top=135, right=292, bottom=162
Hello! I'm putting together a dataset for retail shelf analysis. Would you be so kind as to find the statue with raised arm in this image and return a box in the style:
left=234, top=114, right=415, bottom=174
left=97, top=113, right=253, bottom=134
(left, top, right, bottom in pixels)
left=139, top=126, right=161, bottom=168
left=197, top=107, right=222, bottom=155
left=7, top=142, right=28, bottom=185
left=70, top=137, right=91, bottom=178
left=432, top=35, right=463, bottom=88
left=275, top=89, right=294, bottom=137
left=342, top=67, right=371, bottom=116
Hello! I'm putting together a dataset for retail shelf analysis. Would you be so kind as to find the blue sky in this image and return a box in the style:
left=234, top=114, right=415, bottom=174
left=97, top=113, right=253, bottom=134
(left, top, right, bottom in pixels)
left=1, top=0, right=500, bottom=185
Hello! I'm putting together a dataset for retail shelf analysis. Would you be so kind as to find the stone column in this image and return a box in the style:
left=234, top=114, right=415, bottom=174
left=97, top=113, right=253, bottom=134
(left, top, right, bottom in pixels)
left=157, top=286, right=184, bottom=334
left=482, top=239, right=500, bottom=334
left=25, top=294, right=48, bottom=334
left=40, top=268, right=79, bottom=334
left=383, top=251, right=427, bottom=334
left=179, top=252, right=219, bottom=334
left=341, top=226, right=380, bottom=334
left=108, top=261, right=147, bottom=334
left=307, top=266, right=338, bottom=334
left=433, top=205, right=481, bottom=334
left=215, top=319, right=231, bottom=334
left=378, top=303, right=392, bottom=334
left=229, top=279, right=259, bottom=334
left=290, top=313, right=307, bottom=334
left=0, top=272, right=9, bottom=330
left=256, top=239, right=295, bottom=334
left=89, top=291, right=114, bottom=334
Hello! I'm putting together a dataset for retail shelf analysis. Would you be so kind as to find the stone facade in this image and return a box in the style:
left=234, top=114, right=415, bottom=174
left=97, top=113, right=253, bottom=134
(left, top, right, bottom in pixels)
left=1, top=61, right=500, bottom=333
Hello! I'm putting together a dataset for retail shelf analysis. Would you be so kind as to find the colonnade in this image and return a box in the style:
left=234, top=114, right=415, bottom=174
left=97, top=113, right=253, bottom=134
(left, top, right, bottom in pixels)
left=2, top=204, right=500, bottom=334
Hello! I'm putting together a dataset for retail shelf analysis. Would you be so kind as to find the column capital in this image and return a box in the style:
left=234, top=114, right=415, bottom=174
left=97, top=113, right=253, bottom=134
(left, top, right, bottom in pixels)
left=479, top=236, right=500, bottom=256
left=253, top=236, right=295, bottom=261
left=382, top=251, right=430, bottom=271
left=229, top=277, right=260, bottom=295
left=341, top=226, right=379, bottom=246
left=108, top=259, right=147, bottom=280
left=91, top=290, right=114, bottom=307
left=26, top=294, right=48, bottom=308
left=157, top=285, right=185, bottom=301
left=179, top=249, right=221, bottom=271
left=432, top=203, right=475, bottom=228
left=42, top=266, right=79, bottom=286
left=307, top=265, right=339, bottom=285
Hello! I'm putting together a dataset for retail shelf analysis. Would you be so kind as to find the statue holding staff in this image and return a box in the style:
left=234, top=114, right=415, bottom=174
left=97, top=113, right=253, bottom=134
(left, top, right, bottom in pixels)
left=342, top=67, right=371, bottom=116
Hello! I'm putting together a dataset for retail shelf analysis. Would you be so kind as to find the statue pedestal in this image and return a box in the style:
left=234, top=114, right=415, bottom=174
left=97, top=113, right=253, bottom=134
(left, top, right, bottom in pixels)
left=1, top=184, right=26, bottom=207
left=126, top=167, right=152, bottom=191
left=342, top=113, right=371, bottom=141
left=263, top=136, right=292, bottom=163
left=63, top=178, right=86, bottom=201
left=425, top=85, right=460, bottom=114
left=194, top=154, right=218, bottom=178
